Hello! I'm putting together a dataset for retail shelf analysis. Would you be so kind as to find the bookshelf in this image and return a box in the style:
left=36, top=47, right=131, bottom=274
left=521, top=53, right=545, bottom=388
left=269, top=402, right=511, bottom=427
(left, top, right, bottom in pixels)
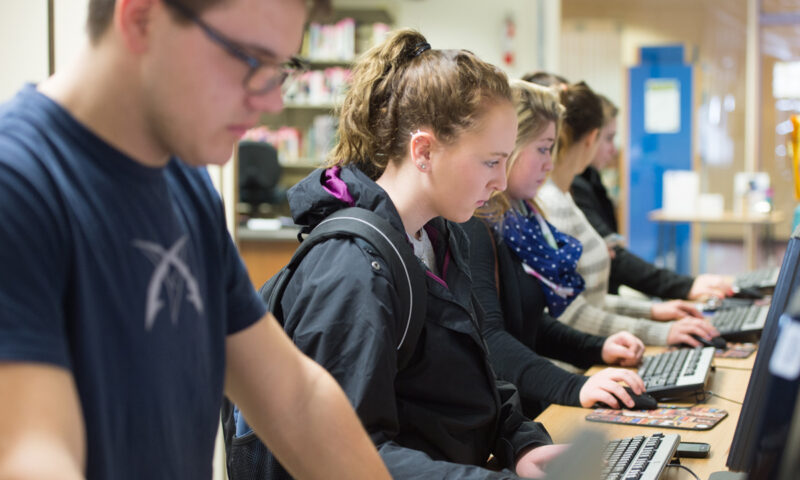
left=237, top=6, right=394, bottom=286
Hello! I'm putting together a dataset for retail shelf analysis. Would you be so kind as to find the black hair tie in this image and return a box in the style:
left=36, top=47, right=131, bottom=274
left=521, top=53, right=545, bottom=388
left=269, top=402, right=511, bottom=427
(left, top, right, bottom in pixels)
left=410, top=41, right=431, bottom=58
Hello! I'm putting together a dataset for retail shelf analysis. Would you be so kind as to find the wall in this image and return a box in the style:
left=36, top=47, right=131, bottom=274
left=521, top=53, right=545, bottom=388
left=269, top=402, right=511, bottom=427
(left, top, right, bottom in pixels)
left=0, top=0, right=49, bottom=101
left=394, top=0, right=559, bottom=78
left=54, top=0, right=89, bottom=71
left=336, top=0, right=561, bottom=78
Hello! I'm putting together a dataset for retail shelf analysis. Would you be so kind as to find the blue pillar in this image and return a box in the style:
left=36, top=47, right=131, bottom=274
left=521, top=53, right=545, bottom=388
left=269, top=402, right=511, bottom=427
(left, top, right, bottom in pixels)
left=628, top=45, right=693, bottom=274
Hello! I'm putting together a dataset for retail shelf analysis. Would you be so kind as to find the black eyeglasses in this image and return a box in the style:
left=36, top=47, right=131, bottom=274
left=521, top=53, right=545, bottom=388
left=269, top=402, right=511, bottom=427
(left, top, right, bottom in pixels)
left=162, top=0, right=307, bottom=94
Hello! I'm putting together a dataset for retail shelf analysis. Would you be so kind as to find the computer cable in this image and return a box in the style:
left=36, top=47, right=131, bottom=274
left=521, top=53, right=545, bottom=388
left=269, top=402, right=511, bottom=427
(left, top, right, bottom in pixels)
left=705, top=390, right=743, bottom=405
left=666, top=462, right=701, bottom=480
left=712, top=364, right=752, bottom=371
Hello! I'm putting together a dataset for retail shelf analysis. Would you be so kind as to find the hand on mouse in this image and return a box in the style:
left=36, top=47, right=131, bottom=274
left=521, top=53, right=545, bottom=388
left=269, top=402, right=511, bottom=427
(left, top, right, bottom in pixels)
left=601, top=331, right=645, bottom=367
left=667, top=318, right=720, bottom=347
left=651, top=299, right=704, bottom=321
left=579, top=368, right=646, bottom=409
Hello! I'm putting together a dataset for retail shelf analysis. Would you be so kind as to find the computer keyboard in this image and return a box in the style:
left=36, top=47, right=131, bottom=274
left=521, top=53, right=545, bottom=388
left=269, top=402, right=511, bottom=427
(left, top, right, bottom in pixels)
left=638, top=347, right=715, bottom=399
left=711, top=304, right=769, bottom=339
left=735, top=267, right=779, bottom=290
left=601, top=432, right=680, bottom=480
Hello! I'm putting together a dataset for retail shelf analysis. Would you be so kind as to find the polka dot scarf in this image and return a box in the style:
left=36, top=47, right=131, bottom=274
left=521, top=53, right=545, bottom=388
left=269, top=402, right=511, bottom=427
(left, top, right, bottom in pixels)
left=495, top=204, right=585, bottom=317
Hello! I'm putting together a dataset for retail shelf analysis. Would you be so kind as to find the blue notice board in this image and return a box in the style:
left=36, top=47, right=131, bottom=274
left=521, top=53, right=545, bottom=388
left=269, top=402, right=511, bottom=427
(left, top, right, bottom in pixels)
left=628, top=45, right=693, bottom=274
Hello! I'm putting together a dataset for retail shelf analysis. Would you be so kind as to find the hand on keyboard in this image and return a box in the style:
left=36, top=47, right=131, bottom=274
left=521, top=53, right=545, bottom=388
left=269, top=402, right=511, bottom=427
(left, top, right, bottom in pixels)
left=580, top=368, right=646, bottom=408
left=667, top=318, right=719, bottom=347
left=601, top=331, right=645, bottom=367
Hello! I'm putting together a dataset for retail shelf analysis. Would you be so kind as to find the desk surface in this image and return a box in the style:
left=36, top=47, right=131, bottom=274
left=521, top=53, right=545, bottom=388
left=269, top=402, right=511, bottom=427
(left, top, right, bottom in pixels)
left=648, top=209, right=785, bottom=225
left=534, top=346, right=756, bottom=479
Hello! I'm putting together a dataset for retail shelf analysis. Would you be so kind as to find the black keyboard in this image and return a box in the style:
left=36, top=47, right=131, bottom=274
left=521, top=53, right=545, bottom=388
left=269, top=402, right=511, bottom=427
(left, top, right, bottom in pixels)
left=638, top=347, right=715, bottom=399
left=711, top=304, right=769, bottom=339
left=601, top=433, right=680, bottom=480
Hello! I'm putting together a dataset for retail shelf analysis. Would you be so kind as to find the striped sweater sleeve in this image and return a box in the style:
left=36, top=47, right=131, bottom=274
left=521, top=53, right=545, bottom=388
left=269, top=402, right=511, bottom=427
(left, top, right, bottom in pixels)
left=604, top=294, right=653, bottom=318
left=555, top=294, right=672, bottom=346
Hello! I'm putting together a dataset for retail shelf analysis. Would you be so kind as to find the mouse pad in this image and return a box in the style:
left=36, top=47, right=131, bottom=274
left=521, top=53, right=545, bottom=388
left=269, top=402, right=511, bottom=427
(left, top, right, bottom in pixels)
left=666, top=342, right=756, bottom=358
left=586, top=406, right=728, bottom=430
left=713, top=342, right=756, bottom=358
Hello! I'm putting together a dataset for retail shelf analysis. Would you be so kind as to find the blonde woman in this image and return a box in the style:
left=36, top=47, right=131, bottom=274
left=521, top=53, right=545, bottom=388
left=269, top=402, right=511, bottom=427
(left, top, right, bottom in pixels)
left=465, top=80, right=646, bottom=417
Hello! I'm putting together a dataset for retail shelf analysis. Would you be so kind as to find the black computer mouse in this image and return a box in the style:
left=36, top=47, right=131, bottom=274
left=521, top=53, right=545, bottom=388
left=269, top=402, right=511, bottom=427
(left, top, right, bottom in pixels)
left=683, top=334, right=727, bottom=350
left=595, top=386, right=658, bottom=410
left=732, top=286, right=765, bottom=300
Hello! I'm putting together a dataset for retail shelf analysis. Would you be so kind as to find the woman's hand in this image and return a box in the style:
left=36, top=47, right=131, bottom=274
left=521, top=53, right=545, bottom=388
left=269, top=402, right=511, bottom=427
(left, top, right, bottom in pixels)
left=601, top=331, right=644, bottom=367
left=651, top=300, right=703, bottom=321
left=688, top=274, right=735, bottom=300
left=578, top=368, right=646, bottom=409
left=666, top=318, right=720, bottom=347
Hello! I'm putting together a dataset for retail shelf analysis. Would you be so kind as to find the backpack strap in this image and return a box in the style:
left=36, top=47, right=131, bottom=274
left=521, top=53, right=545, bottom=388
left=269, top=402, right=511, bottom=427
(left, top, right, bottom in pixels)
left=260, top=207, right=427, bottom=369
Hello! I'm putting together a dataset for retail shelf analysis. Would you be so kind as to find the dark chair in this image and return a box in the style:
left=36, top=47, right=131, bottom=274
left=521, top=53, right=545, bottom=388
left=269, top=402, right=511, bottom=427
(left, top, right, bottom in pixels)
left=238, top=140, right=285, bottom=213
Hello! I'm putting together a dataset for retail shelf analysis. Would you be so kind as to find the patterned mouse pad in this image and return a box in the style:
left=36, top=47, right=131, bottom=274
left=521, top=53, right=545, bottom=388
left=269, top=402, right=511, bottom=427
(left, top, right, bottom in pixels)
left=586, top=406, right=728, bottom=430
left=714, top=342, right=756, bottom=358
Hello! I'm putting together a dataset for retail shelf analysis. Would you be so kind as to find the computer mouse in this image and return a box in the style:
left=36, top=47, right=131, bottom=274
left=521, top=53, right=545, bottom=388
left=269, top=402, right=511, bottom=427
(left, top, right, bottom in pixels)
left=683, top=334, right=727, bottom=350
left=595, top=386, right=658, bottom=410
left=732, top=286, right=765, bottom=300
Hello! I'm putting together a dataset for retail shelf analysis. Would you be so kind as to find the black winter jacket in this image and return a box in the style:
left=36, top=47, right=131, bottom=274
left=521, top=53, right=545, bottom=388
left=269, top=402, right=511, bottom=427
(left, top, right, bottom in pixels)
left=463, top=217, right=605, bottom=418
left=265, top=166, right=551, bottom=479
left=571, top=166, right=694, bottom=299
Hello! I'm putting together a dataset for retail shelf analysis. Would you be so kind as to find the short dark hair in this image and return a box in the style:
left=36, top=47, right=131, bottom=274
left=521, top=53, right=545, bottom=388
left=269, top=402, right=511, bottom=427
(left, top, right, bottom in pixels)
left=86, top=0, right=331, bottom=43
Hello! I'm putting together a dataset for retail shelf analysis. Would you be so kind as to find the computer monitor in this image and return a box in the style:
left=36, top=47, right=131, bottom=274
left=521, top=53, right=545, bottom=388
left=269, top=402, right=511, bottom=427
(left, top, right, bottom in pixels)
left=777, top=389, right=800, bottom=480
left=726, top=225, right=800, bottom=473
left=745, top=292, right=800, bottom=479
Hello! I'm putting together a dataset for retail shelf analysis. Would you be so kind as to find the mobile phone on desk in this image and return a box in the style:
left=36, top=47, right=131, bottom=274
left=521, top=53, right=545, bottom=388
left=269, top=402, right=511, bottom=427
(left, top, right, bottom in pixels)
left=675, top=441, right=710, bottom=458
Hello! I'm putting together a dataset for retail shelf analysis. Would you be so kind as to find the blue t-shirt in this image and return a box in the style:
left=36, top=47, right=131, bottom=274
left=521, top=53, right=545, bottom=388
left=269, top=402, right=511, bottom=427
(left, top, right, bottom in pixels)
left=0, top=85, right=267, bottom=479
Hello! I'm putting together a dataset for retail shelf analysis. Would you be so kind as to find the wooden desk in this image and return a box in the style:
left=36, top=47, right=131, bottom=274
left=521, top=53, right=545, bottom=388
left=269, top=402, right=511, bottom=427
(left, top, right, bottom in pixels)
left=648, top=209, right=785, bottom=274
left=237, top=227, right=301, bottom=288
left=535, top=347, right=756, bottom=479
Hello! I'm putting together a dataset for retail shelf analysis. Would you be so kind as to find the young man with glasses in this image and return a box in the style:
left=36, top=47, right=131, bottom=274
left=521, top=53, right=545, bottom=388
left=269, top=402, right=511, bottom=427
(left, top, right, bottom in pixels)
left=0, top=1, right=391, bottom=479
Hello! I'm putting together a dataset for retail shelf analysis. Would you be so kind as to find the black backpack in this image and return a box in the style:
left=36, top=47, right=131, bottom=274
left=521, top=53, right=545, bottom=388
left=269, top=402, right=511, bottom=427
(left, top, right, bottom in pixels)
left=222, top=207, right=427, bottom=480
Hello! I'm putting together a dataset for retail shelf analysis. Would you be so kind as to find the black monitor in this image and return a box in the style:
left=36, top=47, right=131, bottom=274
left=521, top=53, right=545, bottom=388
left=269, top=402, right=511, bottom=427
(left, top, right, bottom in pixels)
left=777, top=386, right=800, bottom=480
left=726, top=225, right=800, bottom=473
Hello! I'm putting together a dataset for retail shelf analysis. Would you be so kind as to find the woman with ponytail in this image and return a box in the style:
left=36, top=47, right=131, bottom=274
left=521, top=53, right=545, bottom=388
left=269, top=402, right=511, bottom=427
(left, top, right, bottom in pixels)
left=535, top=81, right=718, bottom=347
left=235, top=29, right=563, bottom=479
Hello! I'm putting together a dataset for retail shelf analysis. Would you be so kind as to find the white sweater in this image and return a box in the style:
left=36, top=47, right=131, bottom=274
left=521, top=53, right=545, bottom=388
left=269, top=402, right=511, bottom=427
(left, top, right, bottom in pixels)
left=537, top=180, right=672, bottom=345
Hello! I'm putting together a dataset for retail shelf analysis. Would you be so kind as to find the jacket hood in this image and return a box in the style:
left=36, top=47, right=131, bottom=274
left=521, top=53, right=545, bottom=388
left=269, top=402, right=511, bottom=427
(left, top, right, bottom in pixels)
left=287, top=165, right=406, bottom=234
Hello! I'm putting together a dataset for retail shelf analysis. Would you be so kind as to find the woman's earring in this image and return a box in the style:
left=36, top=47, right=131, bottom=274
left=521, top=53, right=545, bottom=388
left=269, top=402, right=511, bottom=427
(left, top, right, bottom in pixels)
left=418, top=163, right=427, bottom=170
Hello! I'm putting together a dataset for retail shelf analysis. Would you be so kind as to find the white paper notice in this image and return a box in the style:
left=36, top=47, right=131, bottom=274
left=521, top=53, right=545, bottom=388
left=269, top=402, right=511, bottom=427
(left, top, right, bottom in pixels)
left=769, top=315, right=800, bottom=381
left=645, top=79, right=681, bottom=134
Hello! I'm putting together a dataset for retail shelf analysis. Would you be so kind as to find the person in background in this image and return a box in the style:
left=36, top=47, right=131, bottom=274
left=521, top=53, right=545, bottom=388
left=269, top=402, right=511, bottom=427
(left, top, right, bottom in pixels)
left=464, top=80, right=646, bottom=419
left=571, top=94, right=734, bottom=300
left=230, top=28, right=567, bottom=480
left=0, top=1, right=391, bottom=479
left=535, top=81, right=719, bottom=347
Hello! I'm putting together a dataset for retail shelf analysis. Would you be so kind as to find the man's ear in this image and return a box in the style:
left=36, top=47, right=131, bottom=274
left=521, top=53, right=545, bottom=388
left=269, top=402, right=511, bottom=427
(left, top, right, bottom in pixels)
left=409, top=130, right=435, bottom=172
left=115, top=0, right=159, bottom=54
